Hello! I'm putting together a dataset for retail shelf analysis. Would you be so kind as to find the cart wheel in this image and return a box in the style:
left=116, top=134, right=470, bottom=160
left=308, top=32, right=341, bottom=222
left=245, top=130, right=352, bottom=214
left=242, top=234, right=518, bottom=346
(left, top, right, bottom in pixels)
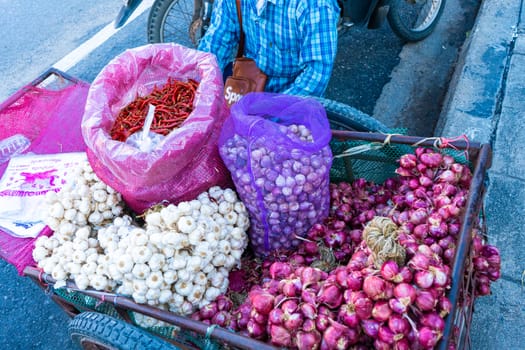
left=68, top=312, right=180, bottom=350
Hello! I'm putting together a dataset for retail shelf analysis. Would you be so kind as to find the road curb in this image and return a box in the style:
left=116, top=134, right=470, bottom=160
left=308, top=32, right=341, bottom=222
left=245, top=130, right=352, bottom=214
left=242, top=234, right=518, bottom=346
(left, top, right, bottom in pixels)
left=435, top=0, right=522, bottom=144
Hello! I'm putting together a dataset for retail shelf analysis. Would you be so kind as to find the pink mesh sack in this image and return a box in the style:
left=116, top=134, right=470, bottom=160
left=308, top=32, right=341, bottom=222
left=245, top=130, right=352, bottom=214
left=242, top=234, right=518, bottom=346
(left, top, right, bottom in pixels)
left=82, top=43, right=231, bottom=213
left=0, top=69, right=89, bottom=274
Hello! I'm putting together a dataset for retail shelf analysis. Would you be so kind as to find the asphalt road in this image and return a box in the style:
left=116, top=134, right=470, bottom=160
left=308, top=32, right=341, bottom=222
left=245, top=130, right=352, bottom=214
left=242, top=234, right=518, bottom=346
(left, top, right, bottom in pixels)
left=0, top=0, right=124, bottom=102
left=1, top=3, right=128, bottom=349
left=0, top=0, right=480, bottom=348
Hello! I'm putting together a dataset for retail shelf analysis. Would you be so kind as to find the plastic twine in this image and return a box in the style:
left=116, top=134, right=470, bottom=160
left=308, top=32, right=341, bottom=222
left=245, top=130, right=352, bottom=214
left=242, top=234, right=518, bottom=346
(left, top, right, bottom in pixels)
left=204, top=324, right=218, bottom=350
left=333, top=142, right=384, bottom=158
left=37, top=268, right=47, bottom=285
left=111, top=294, right=119, bottom=307
left=362, top=216, right=406, bottom=268
left=95, top=294, right=106, bottom=309
left=381, top=133, right=404, bottom=145
left=411, top=135, right=470, bottom=161
left=334, top=133, right=403, bottom=159
left=96, top=292, right=124, bottom=308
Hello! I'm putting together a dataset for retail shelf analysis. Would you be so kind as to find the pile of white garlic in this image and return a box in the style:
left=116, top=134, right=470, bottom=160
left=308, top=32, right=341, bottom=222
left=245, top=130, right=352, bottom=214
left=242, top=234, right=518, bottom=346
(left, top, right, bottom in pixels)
left=99, top=186, right=250, bottom=319
left=43, top=161, right=124, bottom=231
left=32, top=160, right=126, bottom=289
left=33, top=162, right=251, bottom=327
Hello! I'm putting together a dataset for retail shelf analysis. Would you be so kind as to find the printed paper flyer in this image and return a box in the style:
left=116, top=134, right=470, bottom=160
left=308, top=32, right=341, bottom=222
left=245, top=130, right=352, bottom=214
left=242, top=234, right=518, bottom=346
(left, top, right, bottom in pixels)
left=0, top=152, right=87, bottom=238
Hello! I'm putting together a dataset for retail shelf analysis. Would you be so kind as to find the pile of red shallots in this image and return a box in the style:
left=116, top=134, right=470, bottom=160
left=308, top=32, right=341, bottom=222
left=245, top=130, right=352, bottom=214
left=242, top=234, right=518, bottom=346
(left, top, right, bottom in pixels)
left=190, top=147, right=501, bottom=349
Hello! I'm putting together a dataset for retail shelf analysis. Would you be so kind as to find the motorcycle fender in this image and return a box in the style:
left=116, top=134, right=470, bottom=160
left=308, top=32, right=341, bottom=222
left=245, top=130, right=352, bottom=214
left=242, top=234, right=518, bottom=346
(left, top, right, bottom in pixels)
left=114, top=0, right=143, bottom=28
left=367, top=5, right=389, bottom=29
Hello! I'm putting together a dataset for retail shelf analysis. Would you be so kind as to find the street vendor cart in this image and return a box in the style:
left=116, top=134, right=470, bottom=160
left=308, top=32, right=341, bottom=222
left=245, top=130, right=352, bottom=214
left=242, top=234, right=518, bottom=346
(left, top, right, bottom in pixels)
left=0, top=64, right=497, bottom=350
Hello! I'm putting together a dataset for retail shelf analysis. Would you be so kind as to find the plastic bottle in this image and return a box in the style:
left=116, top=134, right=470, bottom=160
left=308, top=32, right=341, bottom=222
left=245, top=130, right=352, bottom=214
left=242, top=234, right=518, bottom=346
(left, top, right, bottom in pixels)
left=0, top=134, right=31, bottom=164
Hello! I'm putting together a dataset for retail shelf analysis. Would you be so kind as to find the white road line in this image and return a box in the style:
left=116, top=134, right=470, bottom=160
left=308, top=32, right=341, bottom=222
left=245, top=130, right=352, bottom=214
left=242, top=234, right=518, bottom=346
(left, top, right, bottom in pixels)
left=52, top=0, right=154, bottom=72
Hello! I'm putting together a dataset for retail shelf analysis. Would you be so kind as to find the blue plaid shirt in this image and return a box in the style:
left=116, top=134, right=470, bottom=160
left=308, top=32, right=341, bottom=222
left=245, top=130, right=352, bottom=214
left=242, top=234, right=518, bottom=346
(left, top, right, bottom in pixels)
left=198, top=0, right=340, bottom=97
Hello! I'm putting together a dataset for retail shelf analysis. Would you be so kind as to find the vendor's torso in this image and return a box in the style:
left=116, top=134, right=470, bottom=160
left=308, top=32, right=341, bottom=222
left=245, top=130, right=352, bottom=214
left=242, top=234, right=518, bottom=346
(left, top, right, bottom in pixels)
left=242, top=0, right=305, bottom=92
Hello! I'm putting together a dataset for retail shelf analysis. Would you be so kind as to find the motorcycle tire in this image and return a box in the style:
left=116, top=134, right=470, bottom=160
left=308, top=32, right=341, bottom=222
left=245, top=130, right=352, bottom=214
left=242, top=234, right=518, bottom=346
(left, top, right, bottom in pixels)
left=147, top=0, right=201, bottom=47
left=69, top=312, right=181, bottom=350
left=387, top=0, right=446, bottom=42
left=312, top=97, right=390, bottom=133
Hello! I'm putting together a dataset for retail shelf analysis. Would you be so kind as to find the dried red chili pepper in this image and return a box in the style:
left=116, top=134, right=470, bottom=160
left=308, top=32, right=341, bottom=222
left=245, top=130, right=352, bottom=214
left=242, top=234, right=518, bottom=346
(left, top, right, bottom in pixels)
left=109, top=78, right=199, bottom=142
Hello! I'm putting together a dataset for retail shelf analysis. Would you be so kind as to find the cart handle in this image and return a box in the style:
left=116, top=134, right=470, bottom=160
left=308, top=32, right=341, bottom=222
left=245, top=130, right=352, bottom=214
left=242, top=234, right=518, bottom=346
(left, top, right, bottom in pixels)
left=0, top=68, right=88, bottom=111
left=24, top=266, right=278, bottom=350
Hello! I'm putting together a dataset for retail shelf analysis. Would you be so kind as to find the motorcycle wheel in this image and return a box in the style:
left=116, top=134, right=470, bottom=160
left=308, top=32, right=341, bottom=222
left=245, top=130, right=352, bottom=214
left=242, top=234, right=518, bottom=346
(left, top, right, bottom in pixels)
left=147, top=0, right=202, bottom=47
left=387, top=0, right=446, bottom=42
left=312, top=97, right=390, bottom=132
left=69, top=312, right=180, bottom=350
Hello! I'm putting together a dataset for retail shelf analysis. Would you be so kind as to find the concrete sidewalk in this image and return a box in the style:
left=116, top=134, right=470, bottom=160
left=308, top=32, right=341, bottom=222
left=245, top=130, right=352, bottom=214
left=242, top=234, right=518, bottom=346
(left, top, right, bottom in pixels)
left=436, top=0, right=525, bottom=347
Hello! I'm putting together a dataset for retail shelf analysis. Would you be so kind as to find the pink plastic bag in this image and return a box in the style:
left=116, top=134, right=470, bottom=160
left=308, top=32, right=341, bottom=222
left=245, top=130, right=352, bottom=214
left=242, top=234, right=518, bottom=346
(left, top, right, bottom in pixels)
left=0, top=69, right=89, bottom=274
left=82, top=43, right=231, bottom=213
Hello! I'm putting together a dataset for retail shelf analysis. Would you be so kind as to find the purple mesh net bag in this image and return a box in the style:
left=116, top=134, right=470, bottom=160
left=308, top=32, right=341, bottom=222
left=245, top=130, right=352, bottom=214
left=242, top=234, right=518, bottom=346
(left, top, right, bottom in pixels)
left=218, top=93, right=332, bottom=256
